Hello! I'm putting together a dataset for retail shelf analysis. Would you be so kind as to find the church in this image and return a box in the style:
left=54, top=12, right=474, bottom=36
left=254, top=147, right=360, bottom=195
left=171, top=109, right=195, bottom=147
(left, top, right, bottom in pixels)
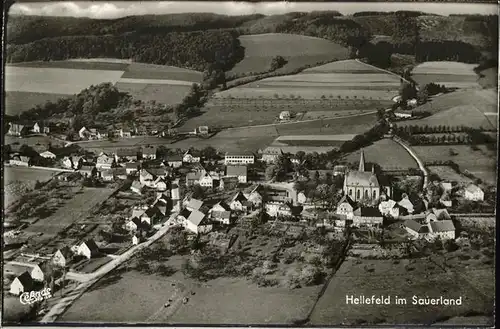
left=343, top=150, right=388, bottom=202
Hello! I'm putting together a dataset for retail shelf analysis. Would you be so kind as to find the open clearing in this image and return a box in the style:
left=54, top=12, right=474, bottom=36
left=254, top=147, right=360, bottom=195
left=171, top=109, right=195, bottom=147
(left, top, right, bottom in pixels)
left=411, top=61, right=480, bottom=89
left=413, top=144, right=497, bottom=185
left=309, top=257, right=494, bottom=325
left=399, top=89, right=497, bottom=130
left=5, top=61, right=203, bottom=114
left=427, top=166, right=474, bottom=184
left=343, top=138, right=418, bottom=171
left=24, top=187, right=116, bottom=238
left=228, top=33, right=348, bottom=76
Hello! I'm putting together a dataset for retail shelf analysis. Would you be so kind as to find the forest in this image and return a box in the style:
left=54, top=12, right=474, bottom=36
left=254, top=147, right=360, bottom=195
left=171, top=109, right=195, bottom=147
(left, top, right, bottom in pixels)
left=6, top=11, right=497, bottom=73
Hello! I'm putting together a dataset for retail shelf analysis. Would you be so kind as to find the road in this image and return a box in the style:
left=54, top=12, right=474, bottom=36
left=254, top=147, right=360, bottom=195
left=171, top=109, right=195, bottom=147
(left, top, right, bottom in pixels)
left=392, top=136, right=429, bottom=188
left=40, top=215, right=178, bottom=323
left=5, top=164, right=74, bottom=173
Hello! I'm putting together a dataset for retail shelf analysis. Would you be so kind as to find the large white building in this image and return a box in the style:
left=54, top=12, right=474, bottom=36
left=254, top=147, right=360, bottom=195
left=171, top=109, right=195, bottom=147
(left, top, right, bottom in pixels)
left=224, top=152, right=255, bottom=165
left=343, top=150, right=381, bottom=202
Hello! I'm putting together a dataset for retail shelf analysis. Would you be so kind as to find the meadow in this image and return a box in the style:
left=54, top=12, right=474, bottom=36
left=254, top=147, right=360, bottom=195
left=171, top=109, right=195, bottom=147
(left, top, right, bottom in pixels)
left=343, top=138, right=418, bottom=171
left=4, top=166, right=59, bottom=206
left=4, top=60, right=203, bottom=114
left=228, top=33, right=349, bottom=76
left=24, top=187, right=116, bottom=238
left=411, top=61, right=480, bottom=89
left=309, top=257, right=494, bottom=325
left=413, top=144, right=497, bottom=185
left=427, top=166, right=474, bottom=184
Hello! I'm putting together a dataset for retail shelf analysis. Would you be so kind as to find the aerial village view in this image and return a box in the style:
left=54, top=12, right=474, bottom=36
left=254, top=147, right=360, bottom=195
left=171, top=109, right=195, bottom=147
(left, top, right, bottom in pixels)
left=2, top=1, right=497, bottom=326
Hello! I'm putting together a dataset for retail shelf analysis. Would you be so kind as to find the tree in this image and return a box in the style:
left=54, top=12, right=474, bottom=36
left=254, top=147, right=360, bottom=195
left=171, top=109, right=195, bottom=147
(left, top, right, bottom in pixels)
left=270, top=55, right=288, bottom=71
left=376, top=108, right=385, bottom=121
left=399, top=82, right=417, bottom=102
left=265, top=165, right=276, bottom=181
left=201, top=146, right=218, bottom=160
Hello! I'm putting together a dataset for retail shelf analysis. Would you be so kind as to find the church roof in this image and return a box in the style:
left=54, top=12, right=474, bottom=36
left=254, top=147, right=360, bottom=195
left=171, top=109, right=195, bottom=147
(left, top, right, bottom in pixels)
left=345, top=171, right=379, bottom=187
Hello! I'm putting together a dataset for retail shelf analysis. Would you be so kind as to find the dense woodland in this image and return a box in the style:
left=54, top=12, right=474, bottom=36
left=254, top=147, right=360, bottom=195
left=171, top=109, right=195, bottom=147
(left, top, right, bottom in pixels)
left=6, top=12, right=498, bottom=73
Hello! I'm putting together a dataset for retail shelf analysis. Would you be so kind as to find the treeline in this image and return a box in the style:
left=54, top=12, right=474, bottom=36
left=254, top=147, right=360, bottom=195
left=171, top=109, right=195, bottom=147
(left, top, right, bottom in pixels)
left=7, top=13, right=262, bottom=44
left=6, top=30, right=244, bottom=72
left=393, top=124, right=495, bottom=135
left=340, top=121, right=390, bottom=153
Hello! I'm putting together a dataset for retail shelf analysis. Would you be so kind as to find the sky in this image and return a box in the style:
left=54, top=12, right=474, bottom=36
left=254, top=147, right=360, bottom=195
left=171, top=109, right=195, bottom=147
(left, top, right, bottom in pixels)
left=9, top=1, right=498, bottom=19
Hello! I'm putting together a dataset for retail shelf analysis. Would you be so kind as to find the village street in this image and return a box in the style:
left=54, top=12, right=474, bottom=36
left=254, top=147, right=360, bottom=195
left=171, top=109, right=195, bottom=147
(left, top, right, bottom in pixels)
left=40, top=214, right=178, bottom=323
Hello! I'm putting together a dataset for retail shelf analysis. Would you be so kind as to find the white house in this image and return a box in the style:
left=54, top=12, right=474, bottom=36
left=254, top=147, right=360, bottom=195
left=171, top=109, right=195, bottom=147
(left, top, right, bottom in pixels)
left=226, top=165, right=248, bottom=183
left=297, top=192, right=307, bottom=205
left=154, top=177, right=168, bottom=191
left=224, top=152, right=255, bottom=165
left=246, top=185, right=263, bottom=207
left=100, top=169, right=114, bottom=182
left=209, top=201, right=232, bottom=225
left=9, top=272, right=33, bottom=295
left=199, top=171, right=219, bottom=188
left=378, top=199, right=398, bottom=218
left=124, top=162, right=140, bottom=175
left=139, top=169, right=156, bottom=188
left=130, top=180, right=143, bottom=195
left=394, top=111, right=413, bottom=119
left=5, top=262, right=45, bottom=282
left=184, top=209, right=212, bottom=234
left=279, top=110, right=291, bottom=121
left=40, top=151, right=56, bottom=159
left=166, top=155, right=183, bottom=168
left=142, top=146, right=157, bottom=160
left=429, top=220, right=456, bottom=240
left=260, top=147, right=284, bottom=164
left=51, top=246, right=73, bottom=268
left=183, top=150, right=201, bottom=163
left=398, top=195, right=414, bottom=214
left=265, top=202, right=291, bottom=217
left=132, top=234, right=145, bottom=245
left=336, top=195, right=357, bottom=220
left=464, top=184, right=484, bottom=201
left=96, top=154, right=114, bottom=170
left=77, top=240, right=100, bottom=259
left=230, top=191, right=251, bottom=212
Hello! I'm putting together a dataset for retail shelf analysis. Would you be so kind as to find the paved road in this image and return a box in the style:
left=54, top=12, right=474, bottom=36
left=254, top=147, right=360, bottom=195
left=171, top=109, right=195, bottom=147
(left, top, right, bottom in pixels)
left=392, top=136, right=429, bottom=188
left=40, top=215, right=177, bottom=323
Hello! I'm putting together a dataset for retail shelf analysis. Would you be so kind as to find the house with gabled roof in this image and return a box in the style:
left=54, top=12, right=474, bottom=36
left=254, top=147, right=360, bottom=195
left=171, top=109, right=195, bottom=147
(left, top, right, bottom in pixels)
left=464, top=184, right=484, bottom=201
left=199, top=171, right=220, bottom=188
left=184, top=209, right=212, bottom=234
left=139, top=169, right=156, bottom=188
left=77, top=239, right=100, bottom=259
left=336, top=195, right=357, bottom=220
left=123, top=162, right=140, bottom=175
left=113, top=167, right=128, bottom=180
left=4, top=262, right=45, bottom=282
left=80, top=165, right=97, bottom=177
left=51, top=246, right=73, bottom=268
left=131, top=180, right=144, bottom=195
left=226, top=165, right=248, bottom=183
left=186, top=198, right=204, bottom=211
left=96, top=154, right=114, bottom=170
left=166, top=154, right=183, bottom=168
left=9, top=272, right=34, bottom=295
left=246, top=185, right=264, bottom=207
left=260, top=147, right=284, bottom=164
left=404, top=219, right=430, bottom=240
left=115, top=148, right=141, bottom=162
left=429, top=220, right=455, bottom=240
left=209, top=201, right=232, bottom=225
left=398, top=194, right=414, bottom=214
left=142, top=206, right=162, bottom=226
left=100, top=169, right=114, bottom=182
left=183, top=149, right=201, bottom=163
left=230, top=191, right=252, bottom=212
left=142, top=145, right=157, bottom=160
left=126, top=217, right=148, bottom=232
left=8, top=123, right=31, bottom=137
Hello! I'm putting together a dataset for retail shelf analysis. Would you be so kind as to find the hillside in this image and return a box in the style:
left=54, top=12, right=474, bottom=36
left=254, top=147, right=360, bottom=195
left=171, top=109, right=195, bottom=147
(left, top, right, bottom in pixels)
left=228, top=33, right=349, bottom=77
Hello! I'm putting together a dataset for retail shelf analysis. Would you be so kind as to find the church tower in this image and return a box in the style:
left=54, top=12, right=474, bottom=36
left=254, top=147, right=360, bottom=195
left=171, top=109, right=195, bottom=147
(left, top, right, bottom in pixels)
left=358, top=149, right=365, bottom=172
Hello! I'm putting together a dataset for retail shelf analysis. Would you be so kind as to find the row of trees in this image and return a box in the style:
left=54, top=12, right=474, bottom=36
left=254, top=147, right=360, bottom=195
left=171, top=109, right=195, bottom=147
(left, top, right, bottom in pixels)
left=6, top=30, right=244, bottom=72
left=393, top=124, right=492, bottom=135
left=340, top=121, right=390, bottom=154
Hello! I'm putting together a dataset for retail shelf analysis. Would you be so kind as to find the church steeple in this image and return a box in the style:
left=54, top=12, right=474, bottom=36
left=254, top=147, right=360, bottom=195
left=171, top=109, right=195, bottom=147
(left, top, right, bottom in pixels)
left=358, top=149, right=365, bottom=172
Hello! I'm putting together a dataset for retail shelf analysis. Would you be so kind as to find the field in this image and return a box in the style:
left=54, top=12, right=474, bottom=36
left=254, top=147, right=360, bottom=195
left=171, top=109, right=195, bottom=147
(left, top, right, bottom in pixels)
left=186, top=59, right=397, bottom=129
left=411, top=61, right=480, bottom=89
left=343, top=138, right=418, bottom=171
left=24, top=187, right=116, bottom=238
left=398, top=89, right=498, bottom=130
left=228, top=33, right=349, bottom=76
left=4, top=166, right=60, bottom=206
left=427, top=166, right=474, bottom=185
left=4, top=60, right=202, bottom=114
left=265, top=134, right=357, bottom=154
left=413, top=144, right=497, bottom=185
left=309, top=257, right=494, bottom=325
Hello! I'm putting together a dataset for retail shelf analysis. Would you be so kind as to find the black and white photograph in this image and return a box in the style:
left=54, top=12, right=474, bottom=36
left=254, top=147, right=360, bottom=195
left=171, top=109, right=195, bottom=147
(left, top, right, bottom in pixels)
left=2, top=0, right=497, bottom=326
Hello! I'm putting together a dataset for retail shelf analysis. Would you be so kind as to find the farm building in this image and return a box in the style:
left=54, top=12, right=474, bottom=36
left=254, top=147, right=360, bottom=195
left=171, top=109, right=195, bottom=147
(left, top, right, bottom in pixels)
left=352, top=207, right=384, bottom=227
left=429, top=220, right=456, bottom=240
left=224, top=152, right=255, bottom=165
left=123, top=162, right=140, bottom=175
left=77, top=240, right=100, bottom=259
left=96, top=154, right=114, bottom=170
left=183, top=149, right=201, bottom=163
left=184, top=209, right=212, bottom=234
left=115, top=148, right=141, bottom=162
left=9, top=272, right=34, bottom=296
left=4, top=262, right=45, bottom=282
left=166, top=155, right=183, bottom=168
left=230, top=191, right=252, bottom=212
left=464, top=184, right=484, bottom=201
left=209, top=201, right=232, bottom=225
left=51, top=246, right=73, bottom=268
left=226, top=165, right=248, bottom=183
left=142, top=146, right=157, bottom=160
left=260, top=147, right=284, bottom=164
left=404, top=219, right=430, bottom=240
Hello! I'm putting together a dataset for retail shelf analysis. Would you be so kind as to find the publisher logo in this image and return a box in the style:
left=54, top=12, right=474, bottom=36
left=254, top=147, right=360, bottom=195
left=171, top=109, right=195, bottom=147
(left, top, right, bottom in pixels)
left=19, top=288, right=52, bottom=305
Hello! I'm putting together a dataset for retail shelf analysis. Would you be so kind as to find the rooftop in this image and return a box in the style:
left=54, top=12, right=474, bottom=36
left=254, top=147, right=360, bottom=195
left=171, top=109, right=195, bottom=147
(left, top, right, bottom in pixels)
left=345, top=171, right=379, bottom=187
left=430, top=220, right=455, bottom=233
left=226, top=165, right=247, bottom=177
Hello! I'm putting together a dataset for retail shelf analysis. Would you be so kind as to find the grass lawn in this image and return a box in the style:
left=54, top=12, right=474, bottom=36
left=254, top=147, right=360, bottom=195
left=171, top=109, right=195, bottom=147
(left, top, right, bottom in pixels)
left=309, top=257, right=494, bottom=325
left=228, top=33, right=348, bottom=76
left=343, top=138, right=418, bottom=171
left=24, top=187, right=116, bottom=238
left=413, top=144, right=497, bottom=185
left=5, top=91, right=70, bottom=116
left=427, top=166, right=474, bottom=184
left=77, top=256, right=114, bottom=274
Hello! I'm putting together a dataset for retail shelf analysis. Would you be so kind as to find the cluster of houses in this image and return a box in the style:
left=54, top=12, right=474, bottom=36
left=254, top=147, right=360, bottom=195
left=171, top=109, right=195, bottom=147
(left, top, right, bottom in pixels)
left=7, top=122, right=50, bottom=137
left=6, top=240, right=101, bottom=296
